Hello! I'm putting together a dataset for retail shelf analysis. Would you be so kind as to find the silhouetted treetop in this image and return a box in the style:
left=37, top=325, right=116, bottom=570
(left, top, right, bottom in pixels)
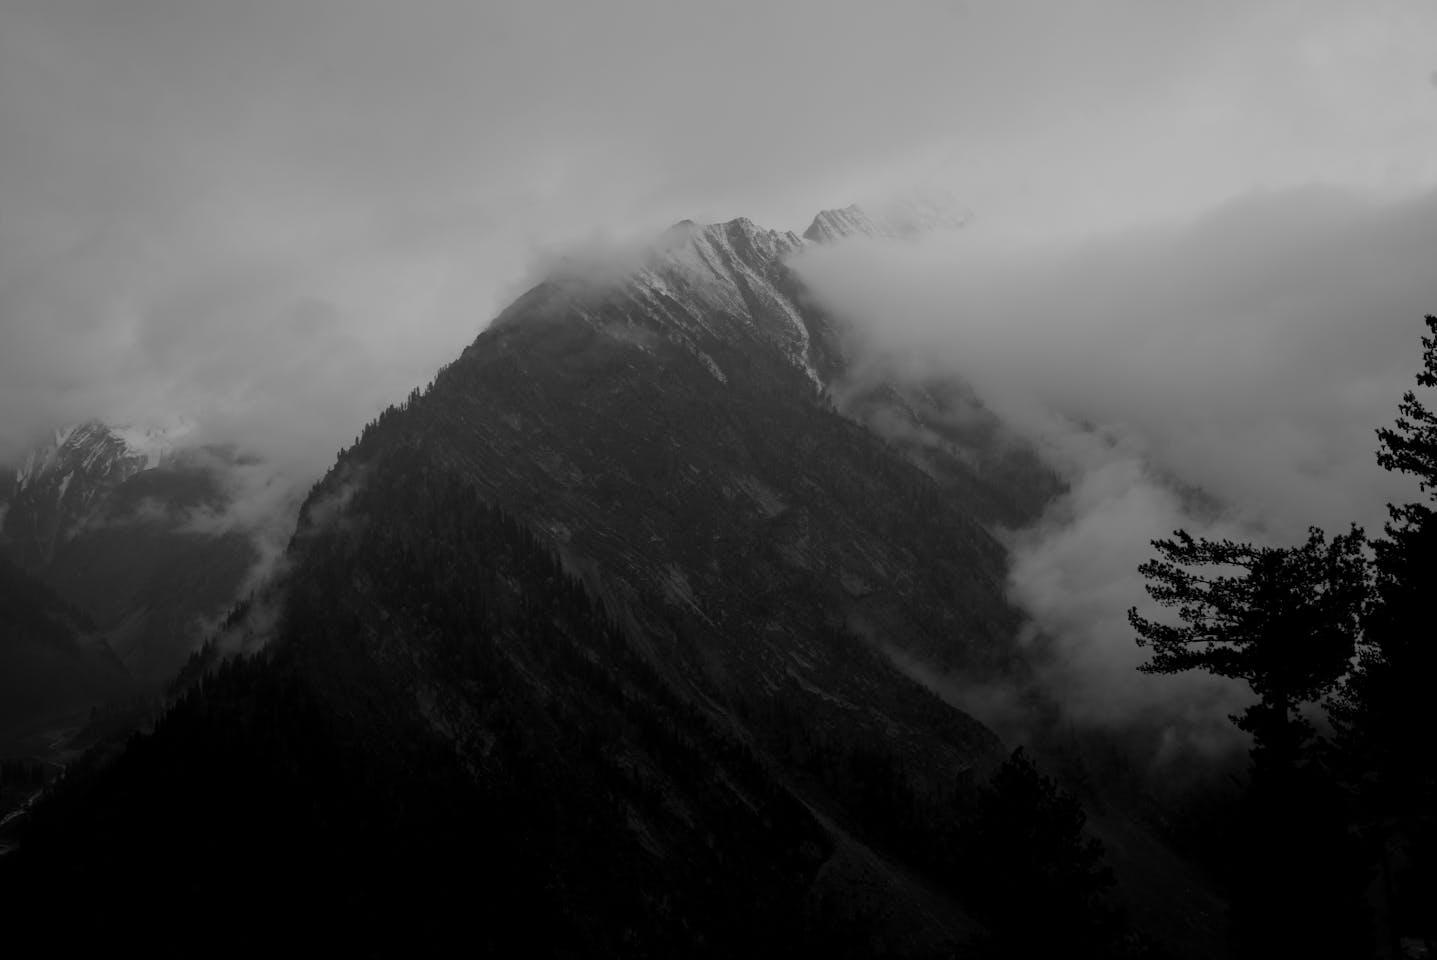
left=1376, top=314, right=1437, bottom=507
left=1129, top=526, right=1366, bottom=709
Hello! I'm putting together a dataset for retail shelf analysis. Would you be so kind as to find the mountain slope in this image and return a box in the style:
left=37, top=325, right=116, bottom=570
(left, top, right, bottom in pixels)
left=5, top=444, right=990, bottom=956
left=0, top=554, right=133, bottom=747
left=397, top=216, right=1023, bottom=683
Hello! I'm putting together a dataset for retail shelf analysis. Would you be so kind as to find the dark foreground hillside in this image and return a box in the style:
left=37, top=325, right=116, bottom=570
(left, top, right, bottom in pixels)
left=3, top=446, right=990, bottom=956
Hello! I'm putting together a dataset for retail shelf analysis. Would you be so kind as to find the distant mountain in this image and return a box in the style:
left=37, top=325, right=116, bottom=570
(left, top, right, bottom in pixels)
left=0, top=208, right=1214, bottom=956
left=0, top=421, right=258, bottom=685
left=0, top=554, right=133, bottom=747
left=3, top=420, right=194, bottom=565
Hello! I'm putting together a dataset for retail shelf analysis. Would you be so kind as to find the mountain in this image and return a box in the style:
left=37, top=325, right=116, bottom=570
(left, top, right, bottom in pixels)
left=0, top=422, right=259, bottom=685
left=427, top=213, right=1025, bottom=682
left=0, top=208, right=1214, bottom=956
left=0, top=554, right=133, bottom=749
left=3, top=420, right=192, bottom=566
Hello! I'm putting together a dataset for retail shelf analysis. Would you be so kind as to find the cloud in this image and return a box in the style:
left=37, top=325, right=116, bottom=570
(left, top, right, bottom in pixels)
left=173, top=453, right=309, bottom=596
left=797, top=186, right=1437, bottom=534
left=793, top=184, right=1437, bottom=747
left=1001, top=428, right=1250, bottom=752
left=190, top=467, right=366, bottom=659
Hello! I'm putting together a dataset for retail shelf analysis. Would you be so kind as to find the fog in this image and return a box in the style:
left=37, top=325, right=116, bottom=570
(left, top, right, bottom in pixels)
left=793, top=185, right=1437, bottom=749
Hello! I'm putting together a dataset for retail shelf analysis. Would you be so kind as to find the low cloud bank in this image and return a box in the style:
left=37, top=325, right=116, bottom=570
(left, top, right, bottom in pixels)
left=794, top=185, right=1437, bottom=752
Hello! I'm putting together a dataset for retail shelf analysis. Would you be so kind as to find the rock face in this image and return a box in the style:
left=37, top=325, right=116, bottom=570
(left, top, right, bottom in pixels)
left=0, top=422, right=257, bottom=685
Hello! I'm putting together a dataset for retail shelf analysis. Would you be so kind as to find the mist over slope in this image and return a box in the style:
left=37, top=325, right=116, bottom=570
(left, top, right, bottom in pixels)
left=793, top=184, right=1437, bottom=749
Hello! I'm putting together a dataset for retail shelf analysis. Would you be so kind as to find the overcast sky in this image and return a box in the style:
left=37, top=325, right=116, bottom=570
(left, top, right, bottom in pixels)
left=3, top=0, right=1436, bottom=472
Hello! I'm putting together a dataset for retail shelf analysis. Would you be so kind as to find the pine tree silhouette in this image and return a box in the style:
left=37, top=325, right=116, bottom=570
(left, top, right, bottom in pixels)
left=1330, top=314, right=1437, bottom=952
left=1130, top=527, right=1370, bottom=957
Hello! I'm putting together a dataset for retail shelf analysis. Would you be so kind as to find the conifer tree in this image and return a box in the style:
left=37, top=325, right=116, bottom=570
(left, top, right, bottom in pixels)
left=1130, top=526, right=1371, bottom=957
left=1330, top=314, right=1437, bottom=947
left=1129, top=526, right=1367, bottom=766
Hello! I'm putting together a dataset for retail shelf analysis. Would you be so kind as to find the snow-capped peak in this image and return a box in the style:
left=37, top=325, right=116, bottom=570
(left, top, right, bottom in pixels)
left=12, top=417, right=196, bottom=493
left=804, top=187, right=971, bottom=244
left=496, top=197, right=968, bottom=394
left=803, top=205, right=882, bottom=243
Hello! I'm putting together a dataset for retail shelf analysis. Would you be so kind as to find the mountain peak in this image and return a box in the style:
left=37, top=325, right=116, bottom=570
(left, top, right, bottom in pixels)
left=12, top=418, right=196, bottom=493
left=804, top=188, right=971, bottom=243
left=803, top=204, right=880, bottom=243
left=689, top=216, right=804, bottom=264
left=489, top=212, right=824, bottom=390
